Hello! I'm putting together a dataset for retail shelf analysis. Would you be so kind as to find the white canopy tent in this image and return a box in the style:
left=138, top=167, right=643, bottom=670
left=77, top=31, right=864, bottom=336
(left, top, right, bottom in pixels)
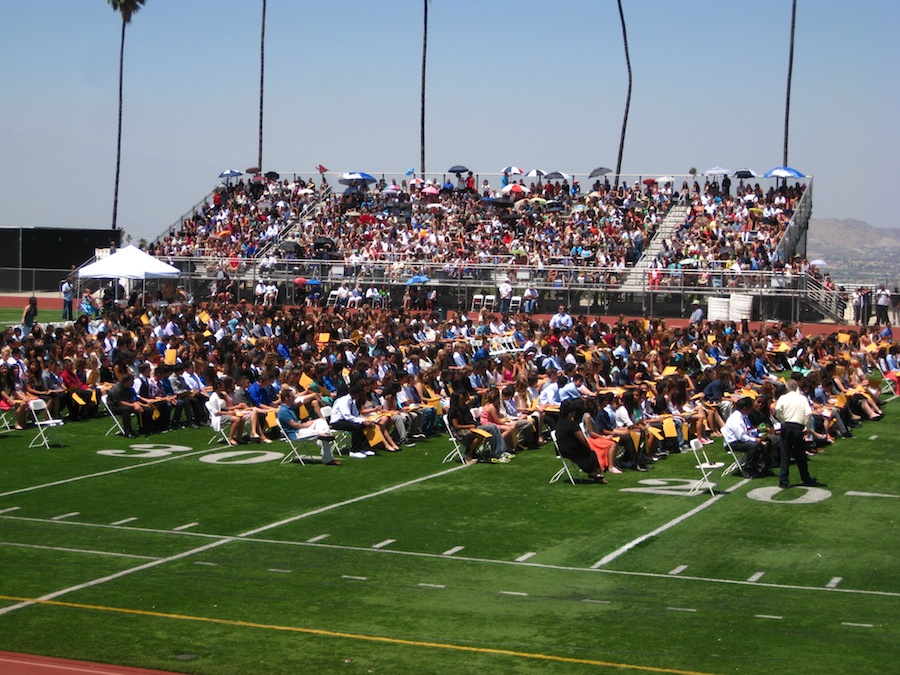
left=79, top=245, right=180, bottom=307
left=78, top=245, right=180, bottom=280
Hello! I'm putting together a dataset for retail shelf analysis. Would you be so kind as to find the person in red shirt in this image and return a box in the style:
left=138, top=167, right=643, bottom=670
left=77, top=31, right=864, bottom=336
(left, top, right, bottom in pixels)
left=60, top=358, right=98, bottom=420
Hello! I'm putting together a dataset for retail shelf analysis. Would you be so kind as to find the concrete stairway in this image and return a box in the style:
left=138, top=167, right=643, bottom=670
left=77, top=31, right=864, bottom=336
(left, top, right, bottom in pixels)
left=617, top=204, right=689, bottom=293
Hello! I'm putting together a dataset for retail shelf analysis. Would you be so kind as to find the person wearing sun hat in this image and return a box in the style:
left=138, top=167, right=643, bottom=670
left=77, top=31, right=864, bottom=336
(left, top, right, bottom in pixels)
left=689, top=299, right=704, bottom=325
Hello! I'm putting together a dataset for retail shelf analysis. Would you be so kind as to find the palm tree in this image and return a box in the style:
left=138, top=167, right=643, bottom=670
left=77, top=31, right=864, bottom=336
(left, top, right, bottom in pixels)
left=614, top=0, right=632, bottom=189
left=107, top=0, right=147, bottom=231
left=783, top=0, right=797, bottom=166
left=258, top=0, right=267, bottom=172
left=420, top=0, right=429, bottom=176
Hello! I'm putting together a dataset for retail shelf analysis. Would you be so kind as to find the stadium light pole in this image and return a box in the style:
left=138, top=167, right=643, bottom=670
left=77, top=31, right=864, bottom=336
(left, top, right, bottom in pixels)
left=420, top=0, right=429, bottom=177
left=783, top=0, right=797, bottom=167
left=258, top=0, right=266, bottom=173
left=614, top=0, right=632, bottom=190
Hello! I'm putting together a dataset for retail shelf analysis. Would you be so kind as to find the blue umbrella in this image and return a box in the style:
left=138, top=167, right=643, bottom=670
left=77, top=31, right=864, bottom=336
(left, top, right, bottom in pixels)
left=406, top=275, right=430, bottom=285
left=219, top=169, right=243, bottom=178
left=447, top=165, right=469, bottom=174
left=339, top=172, right=376, bottom=185
left=764, top=166, right=805, bottom=179
left=305, top=279, right=322, bottom=286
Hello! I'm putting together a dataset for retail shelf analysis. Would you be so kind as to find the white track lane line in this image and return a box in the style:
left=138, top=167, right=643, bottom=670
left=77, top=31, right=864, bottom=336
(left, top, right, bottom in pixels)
left=592, top=478, right=751, bottom=568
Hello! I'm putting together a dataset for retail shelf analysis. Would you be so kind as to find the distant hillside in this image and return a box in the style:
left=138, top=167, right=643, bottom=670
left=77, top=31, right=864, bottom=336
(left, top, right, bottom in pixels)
left=808, top=218, right=900, bottom=248
left=807, top=218, right=900, bottom=285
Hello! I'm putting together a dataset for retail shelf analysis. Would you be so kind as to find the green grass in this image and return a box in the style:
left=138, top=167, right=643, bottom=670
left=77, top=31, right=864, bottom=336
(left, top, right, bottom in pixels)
left=0, top=307, right=25, bottom=327
left=0, top=405, right=898, bottom=674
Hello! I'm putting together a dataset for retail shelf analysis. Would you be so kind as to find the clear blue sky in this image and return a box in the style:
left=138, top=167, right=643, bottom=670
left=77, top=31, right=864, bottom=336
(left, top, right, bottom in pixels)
left=1, top=0, right=897, bottom=243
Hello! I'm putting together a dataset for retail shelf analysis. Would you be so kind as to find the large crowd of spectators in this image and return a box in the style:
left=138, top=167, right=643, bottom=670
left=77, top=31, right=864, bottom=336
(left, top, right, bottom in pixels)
left=2, top=289, right=894, bottom=481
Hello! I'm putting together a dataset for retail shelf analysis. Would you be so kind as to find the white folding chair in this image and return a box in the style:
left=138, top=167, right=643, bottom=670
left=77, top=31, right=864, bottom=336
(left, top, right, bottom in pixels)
left=549, top=430, right=578, bottom=485
left=483, top=295, right=496, bottom=312
left=319, top=406, right=343, bottom=456
left=325, top=290, right=340, bottom=308
left=277, top=417, right=324, bottom=465
left=101, top=394, right=127, bottom=437
left=206, top=399, right=231, bottom=445
left=442, top=414, right=468, bottom=464
left=0, top=407, right=13, bottom=433
left=471, top=294, right=484, bottom=313
left=508, top=296, right=522, bottom=314
left=688, top=438, right=724, bottom=496
left=28, top=399, right=64, bottom=449
left=721, top=438, right=749, bottom=478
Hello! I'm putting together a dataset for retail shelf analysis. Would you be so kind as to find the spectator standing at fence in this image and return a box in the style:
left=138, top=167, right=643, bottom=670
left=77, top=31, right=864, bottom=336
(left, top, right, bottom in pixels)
left=875, top=284, right=891, bottom=325
left=61, top=278, right=74, bottom=321
left=498, top=278, right=513, bottom=314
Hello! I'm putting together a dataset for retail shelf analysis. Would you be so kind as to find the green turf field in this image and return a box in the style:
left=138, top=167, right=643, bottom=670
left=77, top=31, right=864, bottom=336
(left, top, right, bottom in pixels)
left=0, top=401, right=898, bottom=674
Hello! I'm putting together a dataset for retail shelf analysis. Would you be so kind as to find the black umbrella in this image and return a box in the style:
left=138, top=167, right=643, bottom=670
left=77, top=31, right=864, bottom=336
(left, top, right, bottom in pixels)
left=265, top=171, right=280, bottom=181
left=245, top=166, right=260, bottom=174
left=733, top=168, right=758, bottom=179
left=589, top=166, right=612, bottom=178
left=488, top=198, right=515, bottom=209
left=313, top=236, right=335, bottom=250
left=278, top=240, right=300, bottom=252
left=543, top=171, right=570, bottom=181
left=447, top=165, right=469, bottom=174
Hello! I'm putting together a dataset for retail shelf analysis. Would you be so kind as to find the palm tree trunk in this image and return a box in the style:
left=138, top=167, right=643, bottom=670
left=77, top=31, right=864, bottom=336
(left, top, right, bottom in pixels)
left=783, top=0, right=797, bottom=167
left=614, top=0, right=632, bottom=189
left=112, top=18, right=126, bottom=230
left=258, top=0, right=267, bottom=172
left=420, top=0, right=428, bottom=176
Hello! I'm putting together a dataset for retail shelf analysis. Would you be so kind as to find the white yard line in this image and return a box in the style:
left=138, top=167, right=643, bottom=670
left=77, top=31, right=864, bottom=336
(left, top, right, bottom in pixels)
left=826, top=577, right=842, bottom=589
left=748, top=571, right=766, bottom=582
left=6, top=510, right=898, bottom=599
left=0, top=464, right=467, bottom=617
left=172, top=522, right=199, bottom=531
left=515, top=552, right=537, bottom=562
left=51, top=512, right=80, bottom=521
left=237, top=464, right=466, bottom=538
left=110, top=517, right=138, bottom=526
left=668, top=565, right=688, bottom=575
left=0, top=537, right=234, bottom=617
left=372, top=539, right=396, bottom=549
left=755, top=614, right=783, bottom=620
left=442, top=546, right=465, bottom=556
left=0, top=447, right=227, bottom=499
left=305, top=534, right=330, bottom=543
left=845, top=490, right=899, bottom=499
left=5, top=511, right=899, bottom=599
left=592, top=478, right=752, bottom=568
left=0, top=541, right=160, bottom=561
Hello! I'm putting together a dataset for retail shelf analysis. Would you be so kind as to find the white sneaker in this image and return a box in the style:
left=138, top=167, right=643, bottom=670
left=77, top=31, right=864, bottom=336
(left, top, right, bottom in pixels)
left=364, top=450, right=376, bottom=456
left=349, top=451, right=367, bottom=459
left=608, top=466, right=623, bottom=474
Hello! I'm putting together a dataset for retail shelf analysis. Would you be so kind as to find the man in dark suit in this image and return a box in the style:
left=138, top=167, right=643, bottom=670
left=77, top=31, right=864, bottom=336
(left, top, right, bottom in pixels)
left=108, top=373, right=153, bottom=438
